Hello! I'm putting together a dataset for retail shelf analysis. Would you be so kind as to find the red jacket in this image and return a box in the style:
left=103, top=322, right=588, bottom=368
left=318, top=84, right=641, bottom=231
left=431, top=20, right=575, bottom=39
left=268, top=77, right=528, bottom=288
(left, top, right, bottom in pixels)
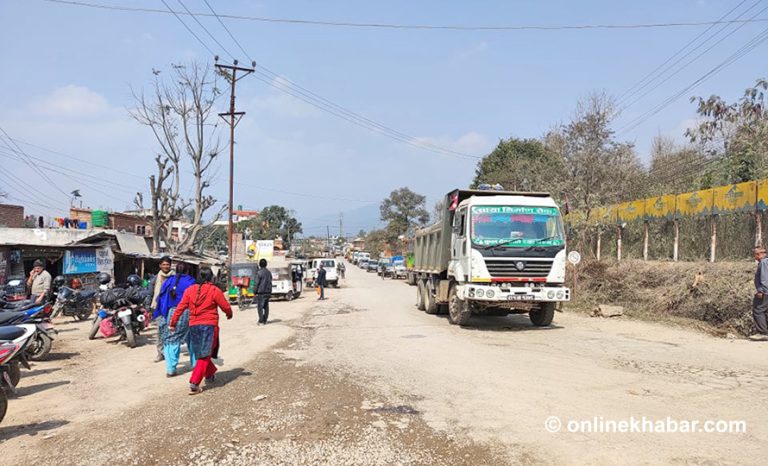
left=170, top=282, right=232, bottom=328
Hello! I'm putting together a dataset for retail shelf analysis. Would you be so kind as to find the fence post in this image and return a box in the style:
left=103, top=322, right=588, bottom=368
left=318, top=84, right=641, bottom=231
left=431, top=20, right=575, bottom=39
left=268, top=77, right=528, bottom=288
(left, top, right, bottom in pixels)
left=643, top=222, right=649, bottom=261
left=596, top=229, right=602, bottom=261
left=756, top=210, right=763, bottom=247
left=673, top=219, right=679, bottom=262
left=617, top=225, right=623, bottom=261
left=710, top=215, right=717, bottom=263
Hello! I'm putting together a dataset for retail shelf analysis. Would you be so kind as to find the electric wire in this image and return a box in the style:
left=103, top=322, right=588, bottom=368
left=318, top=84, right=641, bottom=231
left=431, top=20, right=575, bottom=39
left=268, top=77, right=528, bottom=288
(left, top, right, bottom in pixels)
left=42, top=0, right=768, bottom=32
left=0, top=127, right=71, bottom=199
left=617, top=0, right=754, bottom=107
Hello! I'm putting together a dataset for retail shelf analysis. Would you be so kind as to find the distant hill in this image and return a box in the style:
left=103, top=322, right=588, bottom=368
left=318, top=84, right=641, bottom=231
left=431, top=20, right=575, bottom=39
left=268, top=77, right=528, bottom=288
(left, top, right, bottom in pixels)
left=301, top=203, right=385, bottom=239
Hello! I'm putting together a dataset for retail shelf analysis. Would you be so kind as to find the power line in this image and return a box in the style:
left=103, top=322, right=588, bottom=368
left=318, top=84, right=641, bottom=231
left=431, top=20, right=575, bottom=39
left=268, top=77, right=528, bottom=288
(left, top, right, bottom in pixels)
left=198, top=1, right=479, bottom=160
left=616, top=0, right=751, bottom=107
left=0, top=127, right=71, bottom=200
left=42, top=0, right=768, bottom=32
left=618, top=24, right=768, bottom=135
left=201, top=0, right=251, bottom=60
left=6, top=137, right=146, bottom=180
left=618, top=2, right=767, bottom=113
left=158, top=0, right=215, bottom=57
left=175, top=0, right=234, bottom=61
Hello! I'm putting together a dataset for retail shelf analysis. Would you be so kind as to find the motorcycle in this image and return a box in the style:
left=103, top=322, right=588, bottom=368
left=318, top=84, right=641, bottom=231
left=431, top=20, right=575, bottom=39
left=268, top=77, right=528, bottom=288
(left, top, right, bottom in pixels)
left=0, top=303, right=56, bottom=361
left=89, top=286, right=149, bottom=348
left=51, top=286, right=97, bottom=321
left=0, top=324, right=36, bottom=424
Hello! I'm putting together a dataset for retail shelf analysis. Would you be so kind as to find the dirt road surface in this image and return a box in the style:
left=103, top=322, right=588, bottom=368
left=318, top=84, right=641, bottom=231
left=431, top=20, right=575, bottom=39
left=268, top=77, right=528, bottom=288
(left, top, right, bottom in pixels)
left=2, top=263, right=767, bottom=465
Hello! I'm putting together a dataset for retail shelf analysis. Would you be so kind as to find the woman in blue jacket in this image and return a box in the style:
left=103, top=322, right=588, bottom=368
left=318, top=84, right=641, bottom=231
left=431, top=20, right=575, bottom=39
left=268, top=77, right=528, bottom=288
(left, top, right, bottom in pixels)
left=154, top=262, right=197, bottom=377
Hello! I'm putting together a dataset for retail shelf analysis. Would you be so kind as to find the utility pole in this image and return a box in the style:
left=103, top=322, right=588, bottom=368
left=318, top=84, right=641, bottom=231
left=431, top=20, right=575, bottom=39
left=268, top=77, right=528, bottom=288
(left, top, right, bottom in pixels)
left=339, top=212, right=343, bottom=242
left=215, top=56, right=254, bottom=271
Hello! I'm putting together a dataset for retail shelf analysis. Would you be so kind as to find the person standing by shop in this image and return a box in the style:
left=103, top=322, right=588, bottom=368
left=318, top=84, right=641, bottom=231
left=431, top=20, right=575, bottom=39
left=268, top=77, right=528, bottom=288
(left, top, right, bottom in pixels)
left=150, top=256, right=174, bottom=362
left=169, top=267, right=232, bottom=395
left=27, top=259, right=51, bottom=304
left=253, top=259, right=272, bottom=325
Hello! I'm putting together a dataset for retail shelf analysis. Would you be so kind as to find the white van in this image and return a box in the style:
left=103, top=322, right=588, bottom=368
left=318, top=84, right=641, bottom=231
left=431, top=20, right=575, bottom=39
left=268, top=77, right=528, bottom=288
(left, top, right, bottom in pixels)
left=305, top=258, right=339, bottom=288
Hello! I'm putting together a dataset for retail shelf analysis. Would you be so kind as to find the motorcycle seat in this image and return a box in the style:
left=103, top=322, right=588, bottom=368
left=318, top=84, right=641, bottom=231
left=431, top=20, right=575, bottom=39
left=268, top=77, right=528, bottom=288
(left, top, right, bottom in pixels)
left=2, top=299, right=33, bottom=309
left=0, top=311, right=27, bottom=326
left=78, top=290, right=98, bottom=300
left=0, top=325, right=26, bottom=341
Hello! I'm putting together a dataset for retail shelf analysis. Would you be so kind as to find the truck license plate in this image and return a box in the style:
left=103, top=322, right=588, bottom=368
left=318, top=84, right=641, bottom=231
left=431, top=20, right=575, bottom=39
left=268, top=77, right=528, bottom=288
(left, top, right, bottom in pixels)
left=507, top=295, right=534, bottom=301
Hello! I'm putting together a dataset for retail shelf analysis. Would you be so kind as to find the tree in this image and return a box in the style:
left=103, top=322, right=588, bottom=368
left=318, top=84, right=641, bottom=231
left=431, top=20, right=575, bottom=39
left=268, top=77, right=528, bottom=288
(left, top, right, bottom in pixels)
left=687, top=78, right=768, bottom=184
left=647, top=135, right=706, bottom=194
left=471, top=137, right=565, bottom=193
left=551, top=92, right=647, bottom=216
left=380, top=187, right=429, bottom=242
left=431, top=199, right=445, bottom=224
left=238, top=205, right=303, bottom=249
left=130, top=62, right=224, bottom=254
left=364, top=229, right=390, bottom=256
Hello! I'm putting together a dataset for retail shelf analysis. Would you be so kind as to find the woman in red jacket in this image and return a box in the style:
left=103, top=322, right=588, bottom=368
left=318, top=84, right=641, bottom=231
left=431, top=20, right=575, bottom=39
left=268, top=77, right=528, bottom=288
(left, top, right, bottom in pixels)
left=170, top=267, right=232, bottom=394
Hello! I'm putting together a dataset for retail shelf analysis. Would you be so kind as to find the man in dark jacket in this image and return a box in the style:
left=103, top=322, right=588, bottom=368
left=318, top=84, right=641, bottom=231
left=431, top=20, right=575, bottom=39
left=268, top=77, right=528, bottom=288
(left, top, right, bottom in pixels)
left=752, top=246, right=768, bottom=340
left=316, top=263, right=328, bottom=301
left=253, top=258, right=273, bottom=325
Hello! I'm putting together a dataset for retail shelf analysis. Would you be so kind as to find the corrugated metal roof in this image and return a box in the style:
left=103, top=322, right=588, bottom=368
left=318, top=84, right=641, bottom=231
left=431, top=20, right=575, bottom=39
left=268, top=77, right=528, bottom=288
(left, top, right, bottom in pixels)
left=115, top=232, right=150, bottom=255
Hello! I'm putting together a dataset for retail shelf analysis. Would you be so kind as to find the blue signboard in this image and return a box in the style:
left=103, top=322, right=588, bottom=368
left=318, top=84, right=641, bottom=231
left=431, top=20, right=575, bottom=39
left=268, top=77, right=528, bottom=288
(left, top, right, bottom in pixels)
left=63, top=249, right=98, bottom=274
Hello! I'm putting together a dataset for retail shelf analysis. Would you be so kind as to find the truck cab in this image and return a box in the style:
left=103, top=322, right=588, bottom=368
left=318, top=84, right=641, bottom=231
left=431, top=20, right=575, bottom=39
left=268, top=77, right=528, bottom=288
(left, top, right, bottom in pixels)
left=413, top=188, right=571, bottom=326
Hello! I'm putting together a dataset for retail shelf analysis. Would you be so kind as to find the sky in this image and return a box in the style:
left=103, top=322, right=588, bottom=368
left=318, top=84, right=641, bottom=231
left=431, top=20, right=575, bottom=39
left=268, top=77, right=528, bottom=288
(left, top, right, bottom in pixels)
left=1, top=0, right=767, bottom=235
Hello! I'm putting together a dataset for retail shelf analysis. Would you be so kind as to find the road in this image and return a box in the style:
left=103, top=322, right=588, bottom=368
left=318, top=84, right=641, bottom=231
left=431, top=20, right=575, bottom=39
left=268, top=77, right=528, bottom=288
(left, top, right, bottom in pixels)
left=2, top=263, right=767, bottom=465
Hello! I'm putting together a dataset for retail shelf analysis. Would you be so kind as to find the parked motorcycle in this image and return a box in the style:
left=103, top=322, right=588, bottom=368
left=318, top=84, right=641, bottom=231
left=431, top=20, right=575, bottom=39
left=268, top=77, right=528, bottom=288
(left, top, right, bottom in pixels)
left=0, top=303, right=56, bottom=361
left=51, top=286, right=97, bottom=321
left=89, top=275, right=149, bottom=348
left=0, top=324, right=36, bottom=424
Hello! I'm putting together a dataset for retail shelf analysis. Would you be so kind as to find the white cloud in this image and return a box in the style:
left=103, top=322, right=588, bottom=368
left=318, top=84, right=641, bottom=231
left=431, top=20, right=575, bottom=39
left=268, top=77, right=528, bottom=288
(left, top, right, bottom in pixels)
left=31, top=85, right=110, bottom=117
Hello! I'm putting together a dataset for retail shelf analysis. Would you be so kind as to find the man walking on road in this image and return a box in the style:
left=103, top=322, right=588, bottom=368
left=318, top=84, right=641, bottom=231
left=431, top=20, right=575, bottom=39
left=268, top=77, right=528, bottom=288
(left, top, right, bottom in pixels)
left=751, top=246, right=768, bottom=340
left=253, top=258, right=272, bottom=325
left=316, top=263, right=328, bottom=301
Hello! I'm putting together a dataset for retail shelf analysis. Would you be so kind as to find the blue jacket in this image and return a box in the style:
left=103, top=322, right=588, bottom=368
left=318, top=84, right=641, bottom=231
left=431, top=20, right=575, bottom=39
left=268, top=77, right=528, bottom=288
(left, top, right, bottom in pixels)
left=153, top=274, right=196, bottom=319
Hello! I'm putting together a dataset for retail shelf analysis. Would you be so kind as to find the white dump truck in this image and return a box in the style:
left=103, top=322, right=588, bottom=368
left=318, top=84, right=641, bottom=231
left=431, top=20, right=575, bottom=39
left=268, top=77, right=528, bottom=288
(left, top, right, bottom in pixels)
left=413, top=188, right=571, bottom=326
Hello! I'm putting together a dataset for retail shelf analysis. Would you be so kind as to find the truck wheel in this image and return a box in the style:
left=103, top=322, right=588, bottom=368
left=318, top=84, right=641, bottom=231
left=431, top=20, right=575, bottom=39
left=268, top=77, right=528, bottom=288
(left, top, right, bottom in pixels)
left=425, top=284, right=438, bottom=315
left=529, top=303, right=555, bottom=327
left=407, top=273, right=416, bottom=286
left=448, top=285, right=472, bottom=325
left=416, top=281, right=426, bottom=311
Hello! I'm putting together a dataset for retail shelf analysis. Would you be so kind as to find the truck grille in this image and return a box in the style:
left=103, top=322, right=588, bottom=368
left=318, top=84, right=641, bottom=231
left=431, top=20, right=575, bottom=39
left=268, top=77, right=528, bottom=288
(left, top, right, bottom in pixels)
left=484, top=259, right=553, bottom=278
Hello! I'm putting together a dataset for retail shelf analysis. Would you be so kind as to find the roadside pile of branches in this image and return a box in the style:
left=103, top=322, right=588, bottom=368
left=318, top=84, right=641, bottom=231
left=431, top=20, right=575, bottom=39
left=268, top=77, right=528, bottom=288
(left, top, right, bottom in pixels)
left=570, top=260, right=755, bottom=336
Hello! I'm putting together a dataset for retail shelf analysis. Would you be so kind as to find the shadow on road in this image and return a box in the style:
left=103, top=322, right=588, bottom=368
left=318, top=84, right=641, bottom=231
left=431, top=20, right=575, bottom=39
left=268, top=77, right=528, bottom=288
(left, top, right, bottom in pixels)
left=22, top=367, right=62, bottom=377
left=0, top=419, right=70, bottom=441
left=15, top=380, right=71, bottom=397
left=438, top=314, right=566, bottom=332
left=206, top=368, right=252, bottom=391
left=43, top=352, right=80, bottom=361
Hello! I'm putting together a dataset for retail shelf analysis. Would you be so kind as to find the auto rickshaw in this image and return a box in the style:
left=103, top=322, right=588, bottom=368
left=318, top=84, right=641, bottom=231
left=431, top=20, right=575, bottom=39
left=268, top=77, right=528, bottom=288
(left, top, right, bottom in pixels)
left=271, top=266, right=301, bottom=301
left=228, top=262, right=259, bottom=310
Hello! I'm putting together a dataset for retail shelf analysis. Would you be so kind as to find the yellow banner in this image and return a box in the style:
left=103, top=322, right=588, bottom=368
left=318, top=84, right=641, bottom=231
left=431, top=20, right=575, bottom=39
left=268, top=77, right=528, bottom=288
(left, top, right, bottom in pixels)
left=759, top=179, right=768, bottom=211
left=565, top=210, right=587, bottom=226
left=713, top=181, right=756, bottom=214
left=594, top=205, right=617, bottom=224
left=645, top=194, right=675, bottom=220
left=617, top=200, right=645, bottom=222
left=676, top=189, right=714, bottom=218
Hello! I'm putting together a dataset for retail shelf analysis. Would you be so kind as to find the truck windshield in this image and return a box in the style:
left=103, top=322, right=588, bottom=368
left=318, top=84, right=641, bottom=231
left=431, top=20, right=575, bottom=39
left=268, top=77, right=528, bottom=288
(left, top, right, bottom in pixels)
left=470, top=205, right=565, bottom=247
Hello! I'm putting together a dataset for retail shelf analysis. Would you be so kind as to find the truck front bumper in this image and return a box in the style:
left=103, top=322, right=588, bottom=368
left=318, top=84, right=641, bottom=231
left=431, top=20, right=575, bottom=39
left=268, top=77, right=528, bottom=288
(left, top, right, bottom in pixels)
left=460, top=284, right=570, bottom=302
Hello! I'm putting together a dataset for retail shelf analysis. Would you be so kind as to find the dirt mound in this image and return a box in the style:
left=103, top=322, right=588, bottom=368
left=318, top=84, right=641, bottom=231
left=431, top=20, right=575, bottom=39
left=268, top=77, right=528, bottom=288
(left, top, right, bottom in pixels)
left=569, top=260, right=756, bottom=336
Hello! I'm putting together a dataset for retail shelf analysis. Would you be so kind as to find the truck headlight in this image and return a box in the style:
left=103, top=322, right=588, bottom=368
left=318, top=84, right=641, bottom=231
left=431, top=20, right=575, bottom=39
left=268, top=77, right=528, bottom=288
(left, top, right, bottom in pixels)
left=556, top=290, right=565, bottom=299
left=468, top=288, right=475, bottom=297
left=476, top=289, right=484, bottom=297
left=547, top=290, right=555, bottom=299
left=486, top=289, right=495, bottom=298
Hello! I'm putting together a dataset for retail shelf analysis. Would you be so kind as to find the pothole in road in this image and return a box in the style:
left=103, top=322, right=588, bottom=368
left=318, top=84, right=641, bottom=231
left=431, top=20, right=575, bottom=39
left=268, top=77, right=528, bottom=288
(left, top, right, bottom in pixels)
left=370, top=405, right=421, bottom=415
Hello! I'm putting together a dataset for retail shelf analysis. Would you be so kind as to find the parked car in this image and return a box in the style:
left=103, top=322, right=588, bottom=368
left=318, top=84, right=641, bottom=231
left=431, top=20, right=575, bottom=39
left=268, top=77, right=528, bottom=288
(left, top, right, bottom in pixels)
left=366, top=260, right=379, bottom=273
left=392, top=257, right=407, bottom=279
left=378, top=257, right=393, bottom=277
left=306, top=258, right=340, bottom=288
left=358, top=258, right=369, bottom=269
